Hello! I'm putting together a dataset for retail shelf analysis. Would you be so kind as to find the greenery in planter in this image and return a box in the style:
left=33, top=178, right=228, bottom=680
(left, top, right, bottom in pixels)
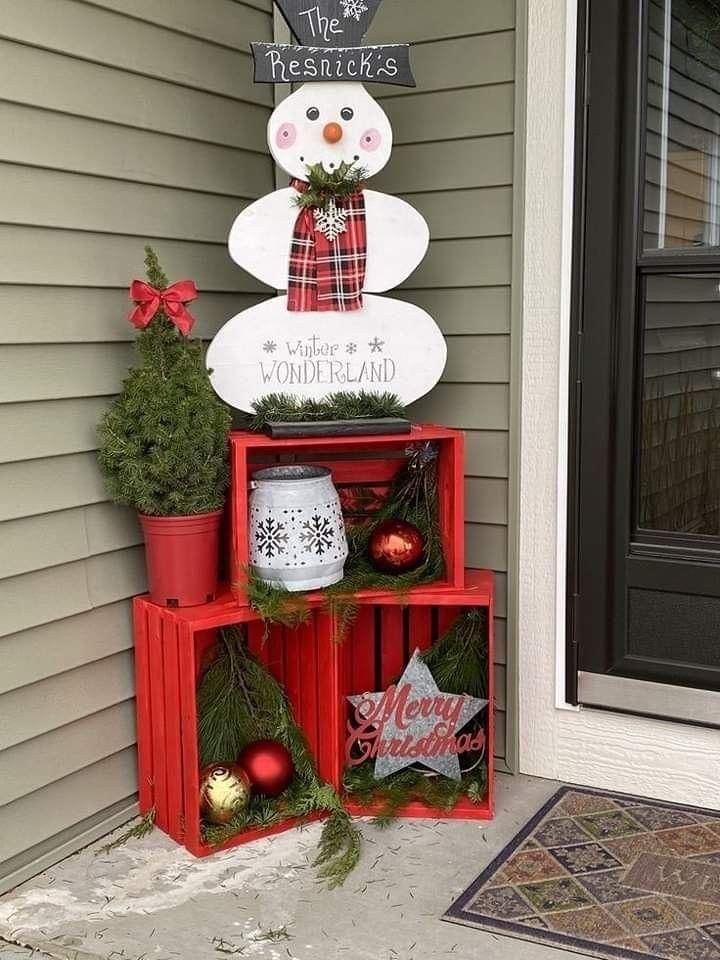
left=98, top=247, right=232, bottom=516
left=246, top=391, right=406, bottom=432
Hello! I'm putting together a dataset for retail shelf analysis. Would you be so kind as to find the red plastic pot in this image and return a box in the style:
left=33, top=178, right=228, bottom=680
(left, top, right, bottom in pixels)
left=139, top=510, right=223, bottom=607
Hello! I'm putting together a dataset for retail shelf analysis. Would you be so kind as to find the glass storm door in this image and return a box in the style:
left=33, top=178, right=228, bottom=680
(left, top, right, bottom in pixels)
left=570, top=0, right=720, bottom=723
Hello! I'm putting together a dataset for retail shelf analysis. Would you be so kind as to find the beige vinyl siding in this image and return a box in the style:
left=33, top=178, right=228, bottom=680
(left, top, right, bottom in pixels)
left=0, top=0, right=275, bottom=894
left=370, top=0, right=516, bottom=769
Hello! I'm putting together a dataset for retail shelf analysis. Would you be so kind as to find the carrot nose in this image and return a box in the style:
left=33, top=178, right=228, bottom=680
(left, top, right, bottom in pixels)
left=323, top=122, right=343, bottom=144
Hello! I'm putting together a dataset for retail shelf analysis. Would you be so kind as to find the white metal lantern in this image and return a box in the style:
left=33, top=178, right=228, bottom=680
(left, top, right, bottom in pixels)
left=249, top=465, right=348, bottom=592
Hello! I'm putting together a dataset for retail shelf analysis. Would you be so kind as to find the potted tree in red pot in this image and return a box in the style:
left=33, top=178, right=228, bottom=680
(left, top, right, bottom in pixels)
left=98, top=247, right=232, bottom=607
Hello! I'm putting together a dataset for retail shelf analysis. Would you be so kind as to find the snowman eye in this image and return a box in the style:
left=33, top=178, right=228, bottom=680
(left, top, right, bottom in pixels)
left=306, top=107, right=320, bottom=121
left=341, top=108, right=354, bottom=121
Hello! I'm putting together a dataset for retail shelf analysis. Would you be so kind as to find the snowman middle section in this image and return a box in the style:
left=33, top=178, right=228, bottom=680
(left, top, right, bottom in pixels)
left=207, top=82, right=447, bottom=414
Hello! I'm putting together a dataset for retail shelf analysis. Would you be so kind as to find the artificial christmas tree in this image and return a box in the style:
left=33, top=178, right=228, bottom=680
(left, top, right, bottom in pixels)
left=98, top=247, right=232, bottom=606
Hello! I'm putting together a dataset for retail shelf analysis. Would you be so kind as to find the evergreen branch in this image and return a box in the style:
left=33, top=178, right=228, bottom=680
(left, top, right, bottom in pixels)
left=313, top=810, right=363, bottom=889
left=294, top=162, right=368, bottom=210
left=246, top=391, right=405, bottom=431
left=420, top=608, right=488, bottom=700
left=97, top=809, right=156, bottom=855
left=243, top=573, right=311, bottom=632
left=197, top=628, right=364, bottom=887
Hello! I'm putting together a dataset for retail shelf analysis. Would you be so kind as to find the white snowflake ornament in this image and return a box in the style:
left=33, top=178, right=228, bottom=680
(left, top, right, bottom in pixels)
left=341, top=0, right=369, bottom=21
left=313, top=199, right=349, bottom=241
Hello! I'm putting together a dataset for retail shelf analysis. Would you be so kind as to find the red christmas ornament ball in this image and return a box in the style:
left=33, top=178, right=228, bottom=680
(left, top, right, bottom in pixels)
left=368, top=519, right=425, bottom=574
left=238, top=740, right=295, bottom=798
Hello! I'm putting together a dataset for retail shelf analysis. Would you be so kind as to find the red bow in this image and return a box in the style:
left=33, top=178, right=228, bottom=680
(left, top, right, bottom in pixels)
left=129, top=279, right=198, bottom=336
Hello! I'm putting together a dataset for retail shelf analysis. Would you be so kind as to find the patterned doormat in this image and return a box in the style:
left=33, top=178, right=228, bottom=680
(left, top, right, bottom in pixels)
left=444, top=786, right=720, bottom=959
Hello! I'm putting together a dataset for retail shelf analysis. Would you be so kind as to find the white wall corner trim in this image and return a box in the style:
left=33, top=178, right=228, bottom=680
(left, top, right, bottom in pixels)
left=517, top=0, right=720, bottom=807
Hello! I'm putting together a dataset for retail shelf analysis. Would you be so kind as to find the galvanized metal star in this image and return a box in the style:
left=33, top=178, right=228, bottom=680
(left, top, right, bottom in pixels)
left=348, top=650, right=488, bottom=781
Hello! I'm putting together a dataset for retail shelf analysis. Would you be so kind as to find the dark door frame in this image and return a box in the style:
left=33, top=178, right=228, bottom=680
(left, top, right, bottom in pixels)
left=567, top=0, right=720, bottom=716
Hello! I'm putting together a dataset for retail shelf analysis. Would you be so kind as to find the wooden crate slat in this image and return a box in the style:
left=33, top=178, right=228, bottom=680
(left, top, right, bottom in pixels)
left=162, top=614, right=184, bottom=843
left=380, top=607, right=405, bottom=687
left=146, top=605, right=168, bottom=833
left=132, top=599, right=154, bottom=816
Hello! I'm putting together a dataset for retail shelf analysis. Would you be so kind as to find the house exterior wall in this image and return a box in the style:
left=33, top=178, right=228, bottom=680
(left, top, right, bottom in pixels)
left=0, top=0, right=275, bottom=894
left=0, top=0, right=521, bottom=892
left=517, top=0, right=720, bottom=806
left=369, top=0, right=518, bottom=771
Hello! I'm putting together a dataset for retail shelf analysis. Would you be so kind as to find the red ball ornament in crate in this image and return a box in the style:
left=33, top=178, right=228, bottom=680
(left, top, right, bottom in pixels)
left=368, top=519, right=424, bottom=573
left=238, top=740, right=295, bottom=797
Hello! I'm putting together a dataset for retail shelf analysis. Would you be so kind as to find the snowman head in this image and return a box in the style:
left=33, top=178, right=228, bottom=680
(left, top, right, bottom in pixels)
left=269, top=83, right=393, bottom=182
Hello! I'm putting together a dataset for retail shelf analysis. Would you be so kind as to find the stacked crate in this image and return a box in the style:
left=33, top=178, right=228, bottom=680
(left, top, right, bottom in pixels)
left=134, top=424, right=495, bottom=856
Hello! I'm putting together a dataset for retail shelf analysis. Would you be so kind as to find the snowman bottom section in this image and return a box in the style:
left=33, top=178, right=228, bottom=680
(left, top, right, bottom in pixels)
left=206, top=294, right=447, bottom=413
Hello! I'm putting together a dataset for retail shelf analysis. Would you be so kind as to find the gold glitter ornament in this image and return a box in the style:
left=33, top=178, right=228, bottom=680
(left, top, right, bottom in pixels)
left=199, top=763, right=251, bottom=825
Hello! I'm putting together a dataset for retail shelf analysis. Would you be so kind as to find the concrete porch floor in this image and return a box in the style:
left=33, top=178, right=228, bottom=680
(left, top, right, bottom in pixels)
left=0, top=775, right=592, bottom=960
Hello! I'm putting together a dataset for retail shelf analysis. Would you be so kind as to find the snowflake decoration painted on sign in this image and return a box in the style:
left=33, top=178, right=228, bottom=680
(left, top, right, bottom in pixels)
left=263, top=340, right=277, bottom=354
left=314, top=200, right=348, bottom=242
left=300, top=514, right=335, bottom=556
left=255, top=517, right=289, bottom=559
left=341, top=0, right=369, bottom=20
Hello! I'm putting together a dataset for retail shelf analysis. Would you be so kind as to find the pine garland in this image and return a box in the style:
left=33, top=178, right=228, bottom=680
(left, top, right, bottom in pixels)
left=294, top=161, right=367, bottom=211
left=246, top=391, right=405, bottom=432
left=343, top=764, right=488, bottom=828
left=197, top=629, right=362, bottom=888
left=97, top=247, right=232, bottom=516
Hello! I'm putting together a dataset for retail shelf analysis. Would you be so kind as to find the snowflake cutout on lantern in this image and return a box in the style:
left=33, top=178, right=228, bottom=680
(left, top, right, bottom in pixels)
left=300, top=514, right=335, bottom=556
left=341, top=0, right=369, bottom=20
left=313, top=200, right=348, bottom=242
left=255, top=517, right=289, bottom=559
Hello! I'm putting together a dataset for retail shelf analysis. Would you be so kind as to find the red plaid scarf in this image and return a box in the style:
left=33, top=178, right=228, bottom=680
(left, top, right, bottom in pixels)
left=287, top=179, right=367, bottom=312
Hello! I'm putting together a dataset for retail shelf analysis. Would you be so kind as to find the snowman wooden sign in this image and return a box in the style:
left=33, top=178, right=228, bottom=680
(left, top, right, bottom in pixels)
left=207, top=0, right=447, bottom=413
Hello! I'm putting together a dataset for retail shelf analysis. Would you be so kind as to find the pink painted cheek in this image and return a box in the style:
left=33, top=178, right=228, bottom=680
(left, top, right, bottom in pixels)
left=359, top=128, right=382, bottom=152
left=275, top=123, right=297, bottom=149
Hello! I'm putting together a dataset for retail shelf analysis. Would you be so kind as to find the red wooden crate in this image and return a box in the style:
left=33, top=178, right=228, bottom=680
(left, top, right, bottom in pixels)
left=336, top=570, right=495, bottom=821
left=132, top=569, right=494, bottom=858
left=133, top=592, right=339, bottom=857
left=228, top=424, right=465, bottom=603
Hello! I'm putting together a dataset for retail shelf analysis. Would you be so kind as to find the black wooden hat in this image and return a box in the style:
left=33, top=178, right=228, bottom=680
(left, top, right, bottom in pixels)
left=251, top=0, right=415, bottom=87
